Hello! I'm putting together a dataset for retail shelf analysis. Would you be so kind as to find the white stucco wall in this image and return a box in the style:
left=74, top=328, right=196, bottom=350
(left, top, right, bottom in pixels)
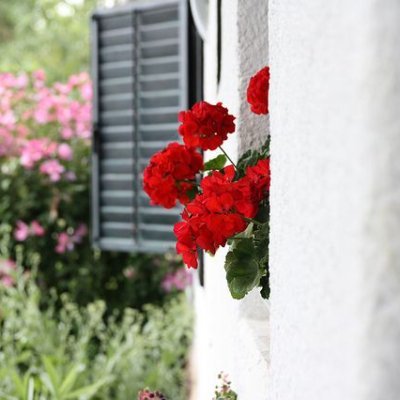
left=269, top=1, right=400, bottom=400
left=193, top=0, right=270, bottom=399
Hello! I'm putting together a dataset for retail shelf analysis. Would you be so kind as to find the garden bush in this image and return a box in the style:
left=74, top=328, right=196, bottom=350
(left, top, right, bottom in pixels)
left=0, top=71, right=190, bottom=311
left=0, top=266, right=193, bottom=400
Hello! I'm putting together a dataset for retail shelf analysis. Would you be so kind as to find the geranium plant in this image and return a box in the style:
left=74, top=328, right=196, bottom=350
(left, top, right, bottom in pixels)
left=144, top=67, right=270, bottom=299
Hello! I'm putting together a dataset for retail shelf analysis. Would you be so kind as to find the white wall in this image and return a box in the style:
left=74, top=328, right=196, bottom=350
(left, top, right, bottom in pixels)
left=193, top=0, right=270, bottom=399
left=269, top=1, right=400, bottom=399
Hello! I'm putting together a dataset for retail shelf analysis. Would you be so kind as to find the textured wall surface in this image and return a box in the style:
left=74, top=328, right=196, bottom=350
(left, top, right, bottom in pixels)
left=192, top=0, right=270, bottom=399
left=268, top=1, right=400, bottom=399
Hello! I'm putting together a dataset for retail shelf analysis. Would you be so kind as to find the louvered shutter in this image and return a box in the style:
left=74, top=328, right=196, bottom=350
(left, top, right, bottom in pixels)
left=91, top=0, right=189, bottom=253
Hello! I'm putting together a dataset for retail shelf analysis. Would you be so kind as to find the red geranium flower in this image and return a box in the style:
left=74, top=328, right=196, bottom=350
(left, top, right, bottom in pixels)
left=244, top=158, right=271, bottom=201
left=174, top=195, right=248, bottom=269
left=247, top=66, right=270, bottom=115
left=178, top=101, right=235, bottom=150
left=201, top=165, right=261, bottom=218
left=143, top=143, right=203, bottom=209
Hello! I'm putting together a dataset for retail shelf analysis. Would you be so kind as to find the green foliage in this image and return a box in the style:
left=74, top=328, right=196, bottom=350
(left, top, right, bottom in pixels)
left=224, top=219, right=269, bottom=300
left=0, top=0, right=100, bottom=83
left=204, top=154, right=227, bottom=171
left=0, top=270, right=193, bottom=400
left=236, top=138, right=270, bottom=179
left=225, top=237, right=262, bottom=300
left=224, top=139, right=271, bottom=300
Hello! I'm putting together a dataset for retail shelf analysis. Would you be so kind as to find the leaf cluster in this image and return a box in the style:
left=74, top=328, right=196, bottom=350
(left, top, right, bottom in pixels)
left=224, top=218, right=269, bottom=300
left=0, top=271, right=193, bottom=400
left=236, top=138, right=270, bottom=178
left=223, top=137, right=270, bottom=300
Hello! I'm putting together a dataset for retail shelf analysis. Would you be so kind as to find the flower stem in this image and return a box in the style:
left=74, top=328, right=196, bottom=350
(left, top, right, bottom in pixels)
left=219, top=146, right=238, bottom=169
left=244, top=217, right=265, bottom=227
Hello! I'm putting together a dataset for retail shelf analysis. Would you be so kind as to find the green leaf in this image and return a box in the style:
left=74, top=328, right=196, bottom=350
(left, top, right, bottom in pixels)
left=236, top=137, right=270, bottom=177
left=259, top=275, right=270, bottom=299
left=253, top=222, right=269, bottom=266
left=253, top=217, right=270, bottom=299
left=10, top=369, right=25, bottom=398
left=186, top=185, right=198, bottom=201
left=41, top=356, right=59, bottom=397
left=204, top=154, right=227, bottom=171
left=64, top=376, right=112, bottom=399
left=59, top=364, right=85, bottom=396
left=27, top=377, right=35, bottom=400
left=224, top=238, right=262, bottom=299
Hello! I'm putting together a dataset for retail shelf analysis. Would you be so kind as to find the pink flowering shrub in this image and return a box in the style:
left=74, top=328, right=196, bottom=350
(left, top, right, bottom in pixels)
left=0, top=259, right=16, bottom=287
left=0, top=71, right=185, bottom=308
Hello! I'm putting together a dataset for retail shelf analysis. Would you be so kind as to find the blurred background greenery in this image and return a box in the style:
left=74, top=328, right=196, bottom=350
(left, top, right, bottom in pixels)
left=0, top=1, right=193, bottom=398
left=0, top=0, right=100, bottom=82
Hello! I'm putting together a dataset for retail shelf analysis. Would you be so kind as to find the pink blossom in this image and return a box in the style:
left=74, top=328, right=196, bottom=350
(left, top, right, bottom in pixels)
left=0, top=259, right=16, bottom=274
left=68, top=72, right=88, bottom=88
left=20, top=139, right=57, bottom=168
left=54, top=82, right=71, bottom=95
left=33, top=70, right=46, bottom=81
left=61, top=127, right=74, bottom=139
left=15, top=74, right=29, bottom=89
left=0, top=110, right=16, bottom=128
left=33, top=70, right=46, bottom=88
left=162, top=268, right=193, bottom=292
left=73, top=224, right=88, bottom=243
left=58, top=143, right=73, bottom=160
left=0, top=73, right=28, bottom=90
left=0, top=259, right=16, bottom=287
left=31, top=221, right=45, bottom=237
left=14, top=221, right=30, bottom=241
left=68, top=74, right=81, bottom=87
left=16, top=125, right=29, bottom=137
left=1, top=275, right=15, bottom=287
left=0, top=128, right=18, bottom=157
left=75, top=122, right=91, bottom=139
left=56, top=107, right=72, bottom=125
left=55, top=232, right=74, bottom=253
left=55, top=224, right=87, bottom=254
left=80, top=83, right=93, bottom=101
left=34, top=107, right=50, bottom=124
left=40, top=159, right=65, bottom=182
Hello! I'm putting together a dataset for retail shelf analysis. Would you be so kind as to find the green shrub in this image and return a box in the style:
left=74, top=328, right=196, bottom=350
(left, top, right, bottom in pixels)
left=0, top=269, right=192, bottom=400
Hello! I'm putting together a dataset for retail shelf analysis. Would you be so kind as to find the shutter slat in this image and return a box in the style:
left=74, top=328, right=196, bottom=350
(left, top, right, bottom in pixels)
left=100, top=27, right=134, bottom=46
left=140, top=38, right=179, bottom=49
left=99, top=14, right=133, bottom=30
left=101, top=159, right=134, bottom=174
left=101, top=190, right=134, bottom=207
left=140, top=7, right=178, bottom=25
left=140, top=20, right=179, bottom=33
left=101, top=149, right=133, bottom=159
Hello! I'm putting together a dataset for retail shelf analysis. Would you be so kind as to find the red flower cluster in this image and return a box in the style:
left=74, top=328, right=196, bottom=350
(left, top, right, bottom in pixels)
left=143, top=67, right=271, bottom=271
left=247, top=66, right=270, bottom=115
left=178, top=101, right=235, bottom=150
left=143, top=142, right=203, bottom=209
left=174, top=160, right=270, bottom=268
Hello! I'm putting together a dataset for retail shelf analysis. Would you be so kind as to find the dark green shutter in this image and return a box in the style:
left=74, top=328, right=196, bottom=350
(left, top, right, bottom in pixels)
left=91, top=0, right=190, bottom=253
